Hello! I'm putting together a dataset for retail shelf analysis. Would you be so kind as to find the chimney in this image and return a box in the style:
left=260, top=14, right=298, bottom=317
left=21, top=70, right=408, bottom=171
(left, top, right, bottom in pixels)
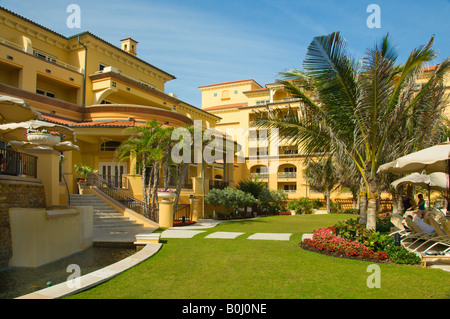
left=120, top=38, right=138, bottom=56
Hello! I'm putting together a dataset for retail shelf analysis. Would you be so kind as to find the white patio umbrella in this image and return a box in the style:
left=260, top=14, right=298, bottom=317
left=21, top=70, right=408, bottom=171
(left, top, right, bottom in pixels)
left=0, top=95, right=42, bottom=123
left=7, top=140, right=79, bottom=152
left=391, top=172, right=449, bottom=209
left=0, top=119, right=76, bottom=142
left=391, top=172, right=449, bottom=192
left=377, top=141, right=450, bottom=175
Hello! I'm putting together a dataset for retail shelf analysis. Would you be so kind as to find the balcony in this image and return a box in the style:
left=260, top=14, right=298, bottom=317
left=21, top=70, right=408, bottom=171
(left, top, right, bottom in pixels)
left=278, top=171, right=297, bottom=179
left=250, top=172, right=268, bottom=179
left=0, top=148, right=37, bottom=178
left=209, top=180, right=229, bottom=190
left=0, top=38, right=83, bottom=74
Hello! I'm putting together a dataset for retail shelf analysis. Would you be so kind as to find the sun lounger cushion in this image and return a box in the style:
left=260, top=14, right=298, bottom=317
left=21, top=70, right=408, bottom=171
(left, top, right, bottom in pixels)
left=412, top=215, right=436, bottom=235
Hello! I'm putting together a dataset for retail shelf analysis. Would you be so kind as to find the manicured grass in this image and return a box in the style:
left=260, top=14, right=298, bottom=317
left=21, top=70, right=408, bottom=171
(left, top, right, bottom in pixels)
left=67, top=215, right=450, bottom=299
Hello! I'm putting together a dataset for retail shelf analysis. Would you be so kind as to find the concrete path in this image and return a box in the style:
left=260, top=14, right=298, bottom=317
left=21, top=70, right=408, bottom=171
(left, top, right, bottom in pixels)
left=247, top=233, right=292, bottom=241
left=160, top=230, right=206, bottom=239
left=205, top=232, right=245, bottom=239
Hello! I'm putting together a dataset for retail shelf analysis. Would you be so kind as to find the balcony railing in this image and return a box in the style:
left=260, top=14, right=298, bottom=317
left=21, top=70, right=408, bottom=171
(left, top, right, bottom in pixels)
left=209, top=180, right=229, bottom=190
left=250, top=173, right=268, bottom=179
left=278, top=172, right=297, bottom=179
left=0, top=38, right=83, bottom=73
left=0, top=148, right=37, bottom=178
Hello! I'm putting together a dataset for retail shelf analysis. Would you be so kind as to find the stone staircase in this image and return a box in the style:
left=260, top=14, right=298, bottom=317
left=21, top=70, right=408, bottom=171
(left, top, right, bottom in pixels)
left=69, top=194, right=145, bottom=231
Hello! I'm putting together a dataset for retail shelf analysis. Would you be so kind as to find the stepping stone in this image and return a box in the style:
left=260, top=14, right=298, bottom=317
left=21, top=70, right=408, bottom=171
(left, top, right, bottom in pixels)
left=204, top=232, right=245, bottom=239
left=160, top=230, right=205, bottom=239
left=301, top=233, right=313, bottom=242
left=247, top=233, right=292, bottom=241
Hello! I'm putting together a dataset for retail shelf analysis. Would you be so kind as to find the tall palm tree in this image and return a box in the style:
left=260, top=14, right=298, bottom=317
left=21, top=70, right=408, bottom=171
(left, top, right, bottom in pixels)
left=253, top=32, right=449, bottom=230
left=303, top=157, right=339, bottom=213
left=115, top=120, right=168, bottom=219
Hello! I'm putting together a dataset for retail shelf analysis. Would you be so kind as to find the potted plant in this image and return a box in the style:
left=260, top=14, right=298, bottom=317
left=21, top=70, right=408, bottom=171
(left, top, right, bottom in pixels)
left=26, top=128, right=65, bottom=146
left=156, top=189, right=176, bottom=200
left=74, top=164, right=98, bottom=194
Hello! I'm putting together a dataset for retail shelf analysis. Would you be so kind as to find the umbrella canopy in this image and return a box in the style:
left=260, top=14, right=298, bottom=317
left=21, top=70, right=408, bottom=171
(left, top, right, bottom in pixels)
left=0, top=120, right=76, bottom=142
left=391, top=172, right=449, bottom=192
left=7, top=140, right=79, bottom=152
left=378, top=141, right=450, bottom=175
left=0, top=95, right=42, bottom=123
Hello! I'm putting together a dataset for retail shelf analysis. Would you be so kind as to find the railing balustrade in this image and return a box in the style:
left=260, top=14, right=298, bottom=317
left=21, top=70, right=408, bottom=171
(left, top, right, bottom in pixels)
left=209, top=180, right=229, bottom=190
left=174, top=204, right=191, bottom=221
left=0, top=148, right=37, bottom=178
left=86, top=173, right=152, bottom=220
left=278, top=171, right=297, bottom=179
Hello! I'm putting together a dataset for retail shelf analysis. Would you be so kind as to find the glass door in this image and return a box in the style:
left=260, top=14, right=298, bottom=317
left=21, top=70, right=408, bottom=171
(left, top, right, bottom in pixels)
left=99, top=162, right=127, bottom=188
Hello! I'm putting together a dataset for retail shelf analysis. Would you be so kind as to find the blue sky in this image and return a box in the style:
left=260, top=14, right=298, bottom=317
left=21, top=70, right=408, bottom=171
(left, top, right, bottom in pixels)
left=1, top=0, right=449, bottom=108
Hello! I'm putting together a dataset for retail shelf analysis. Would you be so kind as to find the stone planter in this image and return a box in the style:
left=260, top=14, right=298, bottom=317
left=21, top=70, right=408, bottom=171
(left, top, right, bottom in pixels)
left=27, top=133, right=61, bottom=146
left=157, top=191, right=176, bottom=200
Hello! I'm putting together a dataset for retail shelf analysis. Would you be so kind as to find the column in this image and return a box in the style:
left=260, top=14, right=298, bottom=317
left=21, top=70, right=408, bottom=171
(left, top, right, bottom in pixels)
left=26, top=147, right=61, bottom=207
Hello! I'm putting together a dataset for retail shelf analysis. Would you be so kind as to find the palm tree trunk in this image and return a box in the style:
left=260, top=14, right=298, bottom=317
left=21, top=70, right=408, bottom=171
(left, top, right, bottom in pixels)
left=325, top=189, right=331, bottom=213
left=150, top=162, right=160, bottom=221
left=173, top=163, right=188, bottom=218
left=358, top=189, right=367, bottom=225
left=141, top=155, right=148, bottom=218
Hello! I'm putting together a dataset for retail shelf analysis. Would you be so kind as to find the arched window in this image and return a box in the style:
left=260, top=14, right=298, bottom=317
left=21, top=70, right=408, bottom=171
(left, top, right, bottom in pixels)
left=221, top=90, right=230, bottom=101
left=100, top=141, right=121, bottom=152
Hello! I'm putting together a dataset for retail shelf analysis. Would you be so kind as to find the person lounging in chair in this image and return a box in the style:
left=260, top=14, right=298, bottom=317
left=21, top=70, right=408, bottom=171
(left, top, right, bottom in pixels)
left=407, top=194, right=426, bottom=219
left=406, top=212, right=435, bottom=235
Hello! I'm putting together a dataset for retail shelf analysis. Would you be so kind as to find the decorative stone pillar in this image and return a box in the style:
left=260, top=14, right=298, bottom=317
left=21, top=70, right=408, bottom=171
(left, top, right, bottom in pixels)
left=25, top=147, right=61, bottom=207
left=158, top=192, right=175, bottom=227
left=189, top=198, right=200, bottom=222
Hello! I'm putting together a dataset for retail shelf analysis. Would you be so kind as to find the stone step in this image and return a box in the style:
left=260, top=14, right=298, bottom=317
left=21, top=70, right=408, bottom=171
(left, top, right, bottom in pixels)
left=94, top=222, right=144, bottom=229
left=71, top=194, right=147, bottom=233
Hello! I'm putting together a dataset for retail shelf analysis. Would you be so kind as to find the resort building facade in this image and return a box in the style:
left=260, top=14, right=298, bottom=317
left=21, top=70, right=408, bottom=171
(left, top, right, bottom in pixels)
left=0, top=5, right=238, bottom=254
left=199, top=66, right=450, bottom=201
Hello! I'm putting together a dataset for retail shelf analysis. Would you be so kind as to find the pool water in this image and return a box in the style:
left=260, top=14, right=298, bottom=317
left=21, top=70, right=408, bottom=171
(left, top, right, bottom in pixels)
left=0, top=246, right=136, bottom=299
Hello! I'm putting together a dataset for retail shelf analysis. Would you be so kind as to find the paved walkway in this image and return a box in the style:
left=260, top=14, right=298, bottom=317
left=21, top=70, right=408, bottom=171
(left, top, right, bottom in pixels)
left=162, top=218, right=293, bottom=241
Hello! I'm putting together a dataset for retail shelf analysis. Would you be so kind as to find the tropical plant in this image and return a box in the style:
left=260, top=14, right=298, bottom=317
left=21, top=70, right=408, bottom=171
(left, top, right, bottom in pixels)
left=253, top=32, right=450, bottom=230
left=303, top=157, right=339, bottom=213
left=205, top=187, right=256, bottom=214
left=115, top=120, right=170, bottom=219
left=288, top=197, right=314, bottom=214
left=74, top=163, right=98, bottom=180
left=257, top=188, right=288, bottom=212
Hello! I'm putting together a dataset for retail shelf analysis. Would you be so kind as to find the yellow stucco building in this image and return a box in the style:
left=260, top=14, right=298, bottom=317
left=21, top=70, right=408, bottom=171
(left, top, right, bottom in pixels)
left=199, top=66, right=450, bottom=202
left=0, top=6, right=234, bottom=219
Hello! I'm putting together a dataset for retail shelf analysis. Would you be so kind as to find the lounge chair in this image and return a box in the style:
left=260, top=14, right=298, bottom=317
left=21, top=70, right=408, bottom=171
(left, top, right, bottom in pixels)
left=401, top=217, right=436, bottom=251
left=412, top=217, right=450, bottom=253
left=388, top=213, right=410, bottom=238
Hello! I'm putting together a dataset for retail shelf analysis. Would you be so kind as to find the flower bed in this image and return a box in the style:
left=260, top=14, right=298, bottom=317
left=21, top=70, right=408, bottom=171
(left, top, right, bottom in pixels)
left=173, top=220, right=196, bottom=226
left=301, top=227, right=390, bottom=262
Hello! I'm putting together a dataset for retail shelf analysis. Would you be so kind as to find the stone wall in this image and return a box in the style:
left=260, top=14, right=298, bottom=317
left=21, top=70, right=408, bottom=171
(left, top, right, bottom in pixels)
left=0, top=179, right=46, bottom=269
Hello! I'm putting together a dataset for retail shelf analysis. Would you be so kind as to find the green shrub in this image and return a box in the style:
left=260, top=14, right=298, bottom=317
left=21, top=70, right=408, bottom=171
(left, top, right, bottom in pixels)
left=334, top=219, right=421, bottom=265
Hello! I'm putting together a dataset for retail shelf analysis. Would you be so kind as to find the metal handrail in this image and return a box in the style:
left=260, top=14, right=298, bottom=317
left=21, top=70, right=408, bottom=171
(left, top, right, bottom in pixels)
left=0, top=148, right=37, bottom=178
left=86, top=173, right=152, bottom=220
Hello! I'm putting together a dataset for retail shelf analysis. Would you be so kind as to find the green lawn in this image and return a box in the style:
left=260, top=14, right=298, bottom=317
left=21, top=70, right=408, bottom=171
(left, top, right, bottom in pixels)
left=67, top=215, right=450, bottom=299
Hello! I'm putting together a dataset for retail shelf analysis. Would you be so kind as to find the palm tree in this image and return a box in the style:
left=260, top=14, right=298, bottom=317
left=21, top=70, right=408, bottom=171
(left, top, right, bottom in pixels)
left=303, top=157, right=339, bottom=213
left=253, top=32, right=449, bottom=230
left=115, top=120, right=168, bottom=219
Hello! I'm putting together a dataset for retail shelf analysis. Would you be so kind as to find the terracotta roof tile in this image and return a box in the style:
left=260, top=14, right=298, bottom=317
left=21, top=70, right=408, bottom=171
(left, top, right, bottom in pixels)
left=41, top=114, right=145, bottom=127
left=202, top=103, right=248, bottom=111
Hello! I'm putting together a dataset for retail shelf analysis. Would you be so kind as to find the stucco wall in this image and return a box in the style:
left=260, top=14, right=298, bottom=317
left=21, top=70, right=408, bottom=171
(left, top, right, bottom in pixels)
left=0, top=178, right=46, bottom=269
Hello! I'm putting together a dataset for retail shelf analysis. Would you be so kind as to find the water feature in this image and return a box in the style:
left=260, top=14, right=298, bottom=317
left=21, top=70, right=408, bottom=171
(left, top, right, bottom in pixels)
left=0, top=246, right=136, bottom=299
